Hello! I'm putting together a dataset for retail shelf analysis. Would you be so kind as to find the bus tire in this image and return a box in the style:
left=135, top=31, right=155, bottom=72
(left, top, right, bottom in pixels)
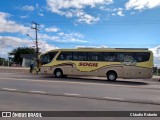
left=107, top=71, right=117, bottom=81
left=54, top=69, right=63, bottom=78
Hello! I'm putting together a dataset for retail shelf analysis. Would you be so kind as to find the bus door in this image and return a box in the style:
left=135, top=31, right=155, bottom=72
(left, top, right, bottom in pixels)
left=56, top=52, right=73, bottom=75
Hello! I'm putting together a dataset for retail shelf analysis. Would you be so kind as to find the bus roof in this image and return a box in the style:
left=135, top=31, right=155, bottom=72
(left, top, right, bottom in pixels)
left=44, top=48, right=151, bottom=53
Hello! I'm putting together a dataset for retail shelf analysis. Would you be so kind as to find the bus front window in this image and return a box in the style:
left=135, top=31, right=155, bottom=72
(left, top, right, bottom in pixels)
left=41, top=52, right=58, bottom=65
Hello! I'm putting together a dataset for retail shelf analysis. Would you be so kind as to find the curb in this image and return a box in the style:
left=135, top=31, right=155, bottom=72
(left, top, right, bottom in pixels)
left=0, top=67, right=29, bottom=73
left=0, top=67, right=29, bottom=69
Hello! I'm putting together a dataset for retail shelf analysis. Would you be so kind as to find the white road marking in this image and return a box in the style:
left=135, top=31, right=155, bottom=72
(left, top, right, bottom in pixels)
left=30, top=90, right=46, bottom=94
left=64, top=93, right=80, bottom=96
left=0, top=77, right=140, bottom=88
left=104, top=97, right=124, bottom=100
left=3, top=88, right=17, bottom=91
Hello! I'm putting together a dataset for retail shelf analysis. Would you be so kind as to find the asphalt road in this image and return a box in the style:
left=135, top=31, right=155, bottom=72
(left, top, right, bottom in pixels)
left=0, top=69, right=160, bottom=119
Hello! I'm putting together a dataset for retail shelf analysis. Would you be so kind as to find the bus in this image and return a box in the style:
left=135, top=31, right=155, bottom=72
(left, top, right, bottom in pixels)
left=40, top=48, right=153, bottom=81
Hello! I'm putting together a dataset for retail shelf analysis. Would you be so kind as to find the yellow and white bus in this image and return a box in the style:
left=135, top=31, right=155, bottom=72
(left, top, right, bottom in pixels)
left=40, top=48, right=153, bottom=81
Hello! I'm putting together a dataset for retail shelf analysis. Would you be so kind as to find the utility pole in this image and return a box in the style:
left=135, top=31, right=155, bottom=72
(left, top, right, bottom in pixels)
left=31, top=21, right=39, bottom=74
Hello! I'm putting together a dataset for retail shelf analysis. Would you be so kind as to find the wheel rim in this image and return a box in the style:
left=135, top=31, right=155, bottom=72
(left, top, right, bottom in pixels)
left=56, top=71, right=61, bottom=77
left=109, top=74, right=115, bottom=80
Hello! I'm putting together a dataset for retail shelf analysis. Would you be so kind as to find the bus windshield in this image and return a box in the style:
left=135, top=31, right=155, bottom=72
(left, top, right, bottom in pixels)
left=41, top=51, right=58, bottom=64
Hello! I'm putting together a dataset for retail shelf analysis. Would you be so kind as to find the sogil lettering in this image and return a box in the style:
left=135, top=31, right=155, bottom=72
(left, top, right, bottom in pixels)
left=79, top=62, right=98, bottom=67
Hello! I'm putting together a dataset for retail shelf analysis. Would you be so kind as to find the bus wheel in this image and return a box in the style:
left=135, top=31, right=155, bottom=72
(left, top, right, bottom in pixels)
left=107, top=71, right=117, bottom=81
left=54, top=69, right=63, bottom=78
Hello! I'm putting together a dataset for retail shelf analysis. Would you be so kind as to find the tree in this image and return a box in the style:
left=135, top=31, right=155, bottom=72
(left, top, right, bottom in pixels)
left=9, top=47, right=35, bottom=65
left=0, top=57, right=7, bottom=66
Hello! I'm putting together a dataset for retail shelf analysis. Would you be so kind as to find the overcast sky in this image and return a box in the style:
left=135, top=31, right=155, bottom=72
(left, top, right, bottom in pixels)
left=0, top=0, right=160, bottom=66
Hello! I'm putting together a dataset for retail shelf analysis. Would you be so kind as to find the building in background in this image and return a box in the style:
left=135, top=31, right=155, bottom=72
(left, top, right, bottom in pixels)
left=20, top=54, right=36, bottom=67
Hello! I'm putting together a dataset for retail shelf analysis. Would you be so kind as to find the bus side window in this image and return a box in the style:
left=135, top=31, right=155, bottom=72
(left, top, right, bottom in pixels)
left=66, top=55, right=72, bottom=60
left=137, top=56, right=142, bottom=62
left=102, top=52, right=118, bottom=62
left=123, top=53, right=134, bottom=63
left=88, top=52, right=101, bottom=61
left=117, top=53, right=125, bottom=62
left=135, top=52, right=150, bottom=62
left=57, top=52, right=72, bottom=61
left=73, top=55, right=78, bottom=60
left=59, top=55, right=64, bottom=60
left=73, top=52, right=87, bottom=61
